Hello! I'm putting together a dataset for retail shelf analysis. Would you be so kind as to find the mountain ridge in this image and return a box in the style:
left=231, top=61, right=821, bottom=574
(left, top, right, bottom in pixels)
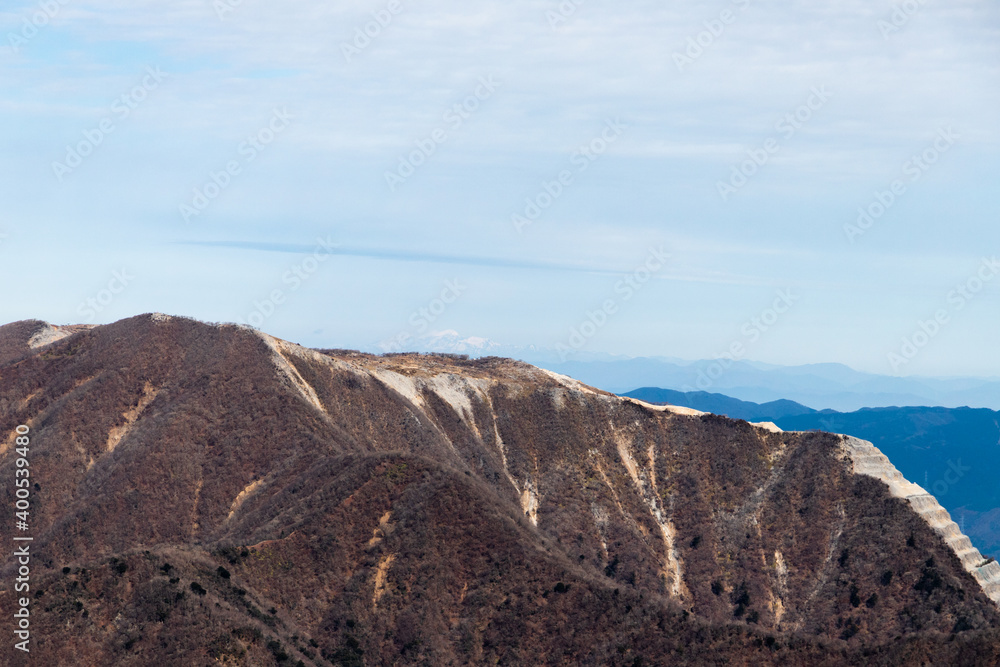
left=2, top=314, right=999, bottom=665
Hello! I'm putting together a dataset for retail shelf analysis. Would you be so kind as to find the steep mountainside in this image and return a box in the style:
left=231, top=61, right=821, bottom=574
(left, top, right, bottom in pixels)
left=1, top=315, right=999, bottom=666
left=779, top=407, right=1000, bottom=558
left=625, top=387, right=1000, bottom=560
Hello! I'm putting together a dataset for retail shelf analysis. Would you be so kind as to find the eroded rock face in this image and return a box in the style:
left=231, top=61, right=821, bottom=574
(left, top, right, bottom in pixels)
left=0, top=314, right=998, bottom=665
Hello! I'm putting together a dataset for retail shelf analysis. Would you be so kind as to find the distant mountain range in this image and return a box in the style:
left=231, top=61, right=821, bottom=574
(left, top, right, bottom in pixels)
left=527, top=356, right=1000, bottom=412
left=625, top=387, right=1000, bottom=559
left=623, top=387, right=817, bottom=422
left=377, top=332, right=1000, bottom=412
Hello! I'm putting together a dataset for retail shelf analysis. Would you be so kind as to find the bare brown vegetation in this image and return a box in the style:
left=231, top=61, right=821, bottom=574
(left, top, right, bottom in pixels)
left=1, top=314, right=998, bottom=666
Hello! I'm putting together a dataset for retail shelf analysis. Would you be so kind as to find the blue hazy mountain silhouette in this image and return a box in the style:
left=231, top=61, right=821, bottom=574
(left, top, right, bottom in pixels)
left=535, top=356, right=1000, bottom=411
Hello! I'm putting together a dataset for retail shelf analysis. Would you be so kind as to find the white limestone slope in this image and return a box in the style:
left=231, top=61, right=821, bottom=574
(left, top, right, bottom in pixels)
left=256, top=333, right=329, bottom=416
left=621, top=396, right=705, bottom=417
left=28, top=324, right=73, bottom=349
left=840, top=435, right=1000, bottom=606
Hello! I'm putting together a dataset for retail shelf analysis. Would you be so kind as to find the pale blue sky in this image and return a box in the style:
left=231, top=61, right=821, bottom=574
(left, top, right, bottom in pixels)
left=1, top=0, right=998, bottom=376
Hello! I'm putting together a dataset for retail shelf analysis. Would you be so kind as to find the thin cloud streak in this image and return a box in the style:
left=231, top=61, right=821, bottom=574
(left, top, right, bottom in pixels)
left=176, top=240, right=774, bottom=286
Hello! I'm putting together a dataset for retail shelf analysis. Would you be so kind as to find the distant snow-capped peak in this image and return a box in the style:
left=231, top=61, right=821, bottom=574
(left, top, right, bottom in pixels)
left=415, top=330, right=505, bottom=354
left=375, top=329, right=510, bottom=356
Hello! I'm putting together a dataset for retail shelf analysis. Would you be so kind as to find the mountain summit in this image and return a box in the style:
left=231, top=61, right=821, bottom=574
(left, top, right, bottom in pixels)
left=1, top=315, right=999, bottom=665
